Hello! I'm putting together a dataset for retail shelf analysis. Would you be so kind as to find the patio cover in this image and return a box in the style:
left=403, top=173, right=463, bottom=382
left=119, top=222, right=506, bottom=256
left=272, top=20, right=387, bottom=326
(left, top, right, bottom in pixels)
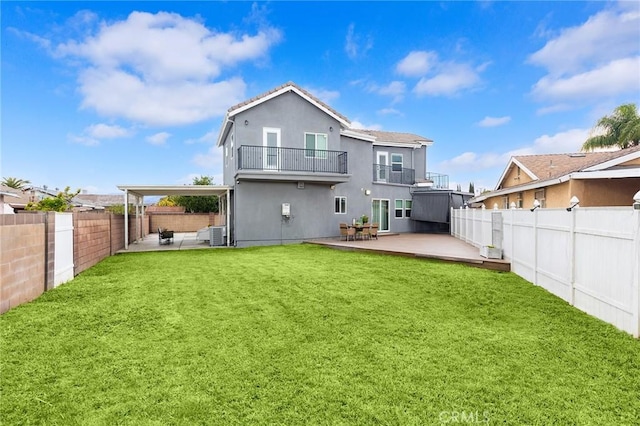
left=117, top=185, right=232, bottom=249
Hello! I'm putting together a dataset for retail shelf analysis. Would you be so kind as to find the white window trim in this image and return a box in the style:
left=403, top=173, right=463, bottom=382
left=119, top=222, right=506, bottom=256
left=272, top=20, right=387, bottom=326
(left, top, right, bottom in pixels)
left=305, top=132, right=328, bottom=159
left=404, top=199, right=412, bottom=219
left=334, top=196, right=347, bottom=214
left=391, top=153, right=403, bottom=172
left=394, top=199, right=404, bottom=219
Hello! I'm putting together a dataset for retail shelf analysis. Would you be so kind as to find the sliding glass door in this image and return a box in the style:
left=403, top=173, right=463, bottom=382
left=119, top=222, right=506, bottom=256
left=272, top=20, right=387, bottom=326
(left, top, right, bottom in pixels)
left=371, top=199, right=390, bottom=232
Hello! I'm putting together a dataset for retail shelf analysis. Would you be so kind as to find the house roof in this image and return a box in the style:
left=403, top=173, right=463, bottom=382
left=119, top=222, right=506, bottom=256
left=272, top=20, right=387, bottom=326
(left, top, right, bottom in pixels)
left=228, top=81, right=351, bottom=124
left=217, top=81, right=353, bottom=147
left=73, top=194, right=127, bottom=207
left=473, top=145, right=640, bottom=203
left=357, top=129, right=433, bottom=147
left=217, top=81, right=436, bottom=148
left=511, top=145, right=640, bottom=182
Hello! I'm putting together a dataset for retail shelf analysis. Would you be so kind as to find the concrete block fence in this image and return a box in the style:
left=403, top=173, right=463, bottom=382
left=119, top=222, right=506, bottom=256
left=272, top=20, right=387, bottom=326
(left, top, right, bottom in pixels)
left=0, top=211, right=148, bottom=314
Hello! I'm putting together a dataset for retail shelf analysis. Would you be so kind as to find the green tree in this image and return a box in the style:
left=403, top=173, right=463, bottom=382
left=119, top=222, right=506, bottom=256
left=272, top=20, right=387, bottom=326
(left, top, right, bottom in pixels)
left=582, top=103, right=640, bottom=152
left=2, top=177, right=31, bottom=189
left=172, top=176, right=218, bottom=213
left=26, top=187, right=80, bottom=212
left=456, top=183, right=462, bottom=192
left=468, top=182, right=475, bottom=194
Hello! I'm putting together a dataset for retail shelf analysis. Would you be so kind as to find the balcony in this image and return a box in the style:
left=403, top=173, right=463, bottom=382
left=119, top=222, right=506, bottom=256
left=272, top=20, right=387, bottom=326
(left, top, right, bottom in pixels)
left=236, top=146, right=350, bottom=184
left=373, top=164, right=415, bottom=185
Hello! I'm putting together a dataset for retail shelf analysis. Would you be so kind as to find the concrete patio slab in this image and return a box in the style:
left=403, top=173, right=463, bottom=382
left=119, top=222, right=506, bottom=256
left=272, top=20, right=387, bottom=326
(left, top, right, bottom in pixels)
left=117, top=232, right=218, bottom=253
left=306, top=233, right=510, bottom=271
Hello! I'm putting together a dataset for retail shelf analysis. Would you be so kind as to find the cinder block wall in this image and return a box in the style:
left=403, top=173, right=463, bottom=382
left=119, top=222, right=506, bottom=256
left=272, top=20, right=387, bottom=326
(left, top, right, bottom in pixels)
left=150, top=213, right=223, bottom=232
left=0, top=214, right=46, bottom=314
left=74, top=212, right=111, bottom=275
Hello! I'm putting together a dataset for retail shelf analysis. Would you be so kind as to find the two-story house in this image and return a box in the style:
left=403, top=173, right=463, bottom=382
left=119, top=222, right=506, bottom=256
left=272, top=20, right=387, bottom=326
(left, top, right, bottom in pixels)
left=216, top=82, right=446, bottom=247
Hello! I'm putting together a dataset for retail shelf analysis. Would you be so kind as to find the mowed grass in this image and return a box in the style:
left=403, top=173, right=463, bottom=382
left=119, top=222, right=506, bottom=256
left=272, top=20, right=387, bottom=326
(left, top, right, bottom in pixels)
left=1, top=245, right=639, bottom=425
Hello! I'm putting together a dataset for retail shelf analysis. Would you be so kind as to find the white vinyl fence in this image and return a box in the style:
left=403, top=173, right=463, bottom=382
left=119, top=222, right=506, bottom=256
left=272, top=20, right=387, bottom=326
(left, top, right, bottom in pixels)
left=54, top=212, right=74, bottom=287
left=451, top=206, right=640, bottom=338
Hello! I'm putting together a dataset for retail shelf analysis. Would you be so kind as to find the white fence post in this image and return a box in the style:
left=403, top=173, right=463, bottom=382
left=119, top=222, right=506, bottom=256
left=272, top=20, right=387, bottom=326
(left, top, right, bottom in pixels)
left=632, top=192, right=640, bottom=338
left=569, top=207, right=576, bottom=305
left=54, top=212, right=74, bottom=287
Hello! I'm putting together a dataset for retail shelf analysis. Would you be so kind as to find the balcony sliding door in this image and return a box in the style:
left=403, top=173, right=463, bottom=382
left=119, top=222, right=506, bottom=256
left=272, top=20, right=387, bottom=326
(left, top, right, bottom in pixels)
left=263, top=127, right=281, bottom=170
left=376, top=151, right=388, bottom=182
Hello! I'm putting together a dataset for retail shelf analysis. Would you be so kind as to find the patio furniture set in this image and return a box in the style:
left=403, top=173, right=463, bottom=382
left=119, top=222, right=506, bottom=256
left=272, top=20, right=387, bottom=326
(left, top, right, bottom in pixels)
left=339, top=223, right=379, bottom=241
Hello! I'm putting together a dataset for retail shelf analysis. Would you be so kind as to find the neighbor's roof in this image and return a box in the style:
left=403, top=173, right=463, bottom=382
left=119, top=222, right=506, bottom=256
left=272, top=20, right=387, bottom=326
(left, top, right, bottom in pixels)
left=473, top=145, right=640, bottom=203
left=73, top=194, right=127, bottom=207
left=117, top=185, right=231, bottom=197
left=512, top=145, right=640, bottom=182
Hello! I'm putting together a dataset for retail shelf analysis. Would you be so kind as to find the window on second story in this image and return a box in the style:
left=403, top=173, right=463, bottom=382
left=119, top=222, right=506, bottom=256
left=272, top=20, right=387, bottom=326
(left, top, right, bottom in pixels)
left=230, top=133, right=234, bottom=159
left=334, top=196, right=347, bottom=214
left=305, top=133, right=328, bottom=159
left=395, top=199, right=404, bottom=218
left=391, top=154, right=403, bottom=172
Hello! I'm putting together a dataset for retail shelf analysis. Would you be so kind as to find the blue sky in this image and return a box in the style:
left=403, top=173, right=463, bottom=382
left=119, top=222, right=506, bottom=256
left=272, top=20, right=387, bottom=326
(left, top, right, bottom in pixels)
left=2, top=1, right=639, bottom=194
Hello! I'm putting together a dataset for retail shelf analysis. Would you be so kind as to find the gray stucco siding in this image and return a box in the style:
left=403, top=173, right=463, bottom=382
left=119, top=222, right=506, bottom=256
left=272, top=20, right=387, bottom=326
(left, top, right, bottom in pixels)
left=233, top=92, right=342, bottom=151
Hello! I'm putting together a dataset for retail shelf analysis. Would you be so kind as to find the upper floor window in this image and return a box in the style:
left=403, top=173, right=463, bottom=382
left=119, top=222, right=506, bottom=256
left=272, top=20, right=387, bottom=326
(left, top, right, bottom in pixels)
left=391, top=154, right=403, bottom=172
left=230, top=133, right=234, bottom=159
left=305, top=133, right=328, bottom=159
left=334, top=196, right=347, bottom=214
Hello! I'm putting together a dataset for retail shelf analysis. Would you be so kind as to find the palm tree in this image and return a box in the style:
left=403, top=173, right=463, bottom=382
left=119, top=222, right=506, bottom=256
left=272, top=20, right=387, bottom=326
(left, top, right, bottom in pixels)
left=1, top=177, right=31, bottom=190
left=582, top=103, right=640, bottom=152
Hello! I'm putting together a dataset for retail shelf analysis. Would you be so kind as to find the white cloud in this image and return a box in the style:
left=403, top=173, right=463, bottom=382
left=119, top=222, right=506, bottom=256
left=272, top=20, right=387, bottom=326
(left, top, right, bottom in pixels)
left=85, top=123, right=132, bottom=139
left=345, top=23, right=373, bottom=60
left=528, top=4, right=640, bottom=107
left=439, top=128, right=589, bottom=173
left=477, top=116, right=511, bottom=127
left=68, top=122, right=133, bottom=146
left=68, top=134, right=100, bottom=147
left=414, top=62, right=481, bottom=97
left=531, top=56, right=640, bottom=103
left=185, top=129, right=218, bottom=145
left=52, top=11, right=281, bottom=126
left=396, top=51, right=438, bottom=77
left=146, top=132, right=171, bottom=146
left=528, top=7, right=640, bottom=76
left=350, top=120, right=382, bottom=131
left=304, top=86, right=340, bottom=104
left=193, top=144, right=223, bottom=169
left=377, top=108, right=402, bottom=116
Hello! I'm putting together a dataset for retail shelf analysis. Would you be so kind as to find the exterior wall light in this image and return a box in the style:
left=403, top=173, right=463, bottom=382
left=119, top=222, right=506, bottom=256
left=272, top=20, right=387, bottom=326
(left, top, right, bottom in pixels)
left=364, top=189, right=371, bottom=196
left=244, top=120, right=249, bottom=125
left=530, top=199, right=541, bottom=211
left=566, top=196, right=580, bottom=211
left=329, top=126, right=333, bottom=132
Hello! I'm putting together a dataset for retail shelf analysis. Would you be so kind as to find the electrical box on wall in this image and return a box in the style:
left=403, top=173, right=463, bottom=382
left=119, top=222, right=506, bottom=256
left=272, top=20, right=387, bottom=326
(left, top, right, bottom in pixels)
left=282, top=203, right=290, bottom=217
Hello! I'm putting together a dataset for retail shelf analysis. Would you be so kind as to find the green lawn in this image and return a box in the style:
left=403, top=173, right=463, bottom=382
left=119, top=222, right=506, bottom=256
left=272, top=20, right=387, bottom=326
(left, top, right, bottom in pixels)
left=1, top=245, right=639, bottom=425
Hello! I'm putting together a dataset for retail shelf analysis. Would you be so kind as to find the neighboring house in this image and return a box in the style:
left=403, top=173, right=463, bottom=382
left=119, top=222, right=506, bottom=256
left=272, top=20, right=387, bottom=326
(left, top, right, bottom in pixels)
left=473, top=146, right=640, bottom=209
left=216, top=81, right=453, bottom=247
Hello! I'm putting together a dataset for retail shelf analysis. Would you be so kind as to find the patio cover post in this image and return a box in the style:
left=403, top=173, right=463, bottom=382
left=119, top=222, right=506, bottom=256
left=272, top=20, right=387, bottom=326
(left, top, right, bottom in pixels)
left=124, top=189, right=129, bottom=250
left=135, top=200, right=139, bottom=243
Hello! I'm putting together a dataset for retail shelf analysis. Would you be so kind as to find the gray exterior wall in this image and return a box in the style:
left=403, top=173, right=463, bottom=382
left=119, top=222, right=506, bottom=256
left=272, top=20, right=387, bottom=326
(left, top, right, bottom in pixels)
left=221, top=90, right=426, bottom=247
